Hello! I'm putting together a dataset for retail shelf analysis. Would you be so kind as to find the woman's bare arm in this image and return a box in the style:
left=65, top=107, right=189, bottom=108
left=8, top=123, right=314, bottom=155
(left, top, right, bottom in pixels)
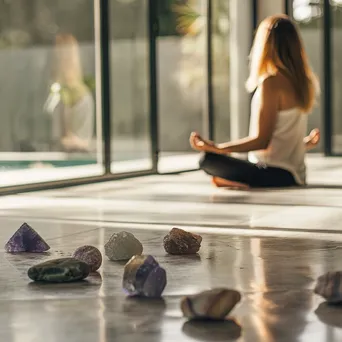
left=208, top=77, right=279, bottom=154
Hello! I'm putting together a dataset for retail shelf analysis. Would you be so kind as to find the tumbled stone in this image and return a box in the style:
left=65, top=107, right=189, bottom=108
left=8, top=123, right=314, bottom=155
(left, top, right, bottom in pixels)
left=123, top=255, right=167, bottom=298
left=105, top=231, right=143, bottom=261
left=181, top=288, right=241, bottom=320
left=182, top=320, right=242, bottom=341
left=163, top=228, right=202, bottom=255
left=5, top=222, right=50, bottom=253
left=72, top=245, right=102, bottom=272
left=28, top=258, right=90, bottom=283
left=314, top=271, right=342, bottom=303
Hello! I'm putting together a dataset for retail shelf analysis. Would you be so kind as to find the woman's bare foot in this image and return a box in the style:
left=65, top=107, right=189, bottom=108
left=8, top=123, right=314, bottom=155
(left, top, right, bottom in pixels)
left=212, top=177, right=250, bottom=190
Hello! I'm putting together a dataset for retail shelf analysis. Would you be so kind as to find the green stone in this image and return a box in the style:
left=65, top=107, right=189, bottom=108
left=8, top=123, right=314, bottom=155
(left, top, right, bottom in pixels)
left=28, top=258, right=90, bottom=283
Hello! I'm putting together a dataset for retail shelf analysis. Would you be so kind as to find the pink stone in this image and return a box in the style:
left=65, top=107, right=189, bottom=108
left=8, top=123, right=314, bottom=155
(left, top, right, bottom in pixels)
left=73, top=245, right=102, bottom=272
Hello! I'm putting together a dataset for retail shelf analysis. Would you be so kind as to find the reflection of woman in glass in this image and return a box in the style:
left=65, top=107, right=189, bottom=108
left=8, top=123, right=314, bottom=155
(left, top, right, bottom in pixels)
left=190, top=15, right=320, bottom=189
left=46, top=34, right=94, bottom=152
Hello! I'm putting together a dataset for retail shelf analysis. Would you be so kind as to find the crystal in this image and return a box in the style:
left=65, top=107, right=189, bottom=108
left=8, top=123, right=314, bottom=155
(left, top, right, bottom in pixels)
left=73, top=245, right=102, bottom=272
left=123, top=255, right=167, bottom=298
left=163, top=228, right=202, bottom=255
left=28, top=258, right=90, bottom=283
left=105, top=231, right=143, bottom=261
left=5, top=223, right=50, bottom=253
left=181, top=288, right=241, bottom=320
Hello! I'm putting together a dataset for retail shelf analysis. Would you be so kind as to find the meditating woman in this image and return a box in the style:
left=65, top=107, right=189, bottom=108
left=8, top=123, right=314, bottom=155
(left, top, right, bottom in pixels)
left=190, top=14, right=320, bottom=189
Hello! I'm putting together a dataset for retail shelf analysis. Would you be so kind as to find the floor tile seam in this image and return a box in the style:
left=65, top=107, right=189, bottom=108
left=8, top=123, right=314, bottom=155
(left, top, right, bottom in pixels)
left=1, top=215, right=342, bottom=238
left=45, top=227, right=101, bottom=241
left=4, top=195, right=342, bottom=211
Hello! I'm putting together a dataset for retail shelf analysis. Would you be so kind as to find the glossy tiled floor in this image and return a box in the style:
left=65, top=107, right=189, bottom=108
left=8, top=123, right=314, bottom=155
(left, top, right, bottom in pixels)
left=2, top=155, right=342, bottom=342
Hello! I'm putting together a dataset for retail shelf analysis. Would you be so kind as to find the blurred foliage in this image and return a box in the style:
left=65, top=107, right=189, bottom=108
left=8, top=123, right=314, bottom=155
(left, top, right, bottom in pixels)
left=158, top=0, right=229, bottom=37
left=84, top=76, right=96, bottom=92
left=158, top=0, right=201, bottom=36
left=0, top=0, right=231, bottom=48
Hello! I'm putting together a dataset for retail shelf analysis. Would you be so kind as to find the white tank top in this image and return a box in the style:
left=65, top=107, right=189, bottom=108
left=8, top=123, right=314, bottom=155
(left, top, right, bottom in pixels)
left=248, top=87, right=307, bottom=185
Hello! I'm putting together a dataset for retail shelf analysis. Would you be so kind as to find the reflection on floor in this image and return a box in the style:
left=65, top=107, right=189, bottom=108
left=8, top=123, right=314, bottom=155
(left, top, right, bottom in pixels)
left=2, top=155, right=342, bottom=341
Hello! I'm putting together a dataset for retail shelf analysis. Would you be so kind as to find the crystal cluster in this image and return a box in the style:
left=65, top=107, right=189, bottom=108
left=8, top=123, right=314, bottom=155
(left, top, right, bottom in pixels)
left=5, top=223, right=50, bottom=253
left=28, top=258, right=90, bottom=283
left=105, top=231, right=143, bottom=261
left=73, top=245, right=102, bottom=272
left=181, top=288, right=241, bottom=320
left=163, top=228, right=202, bottom=255
left=123, top=255, right=167, bottom=298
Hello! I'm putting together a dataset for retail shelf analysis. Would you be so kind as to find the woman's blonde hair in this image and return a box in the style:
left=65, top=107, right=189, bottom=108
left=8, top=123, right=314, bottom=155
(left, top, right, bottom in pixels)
left=246, top=14, right=319, bottom=113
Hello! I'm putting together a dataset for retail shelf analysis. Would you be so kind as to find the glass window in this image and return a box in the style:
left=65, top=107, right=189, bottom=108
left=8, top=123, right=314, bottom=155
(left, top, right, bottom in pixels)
left=109, top=0, right=153, bottom=173
left=212, top=0, right=230, bottom=143
left=0, top=0, right=102, bottom=187
left=292, top=0, right=324, bottom=152
left=157, top=0, right=208, bottom=173
left=331, top=1, right=342, bottom=153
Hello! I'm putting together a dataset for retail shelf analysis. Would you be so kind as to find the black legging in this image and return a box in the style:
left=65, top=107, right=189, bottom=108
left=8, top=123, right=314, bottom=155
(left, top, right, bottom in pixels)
left=199, top=152, right=298, bottom=188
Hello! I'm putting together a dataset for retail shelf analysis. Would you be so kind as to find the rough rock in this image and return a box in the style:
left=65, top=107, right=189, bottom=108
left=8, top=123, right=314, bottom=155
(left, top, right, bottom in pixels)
left=28, top=258, right=90, bottom=283
left=314, top=271, right=342, bottom=303
left=5, top=223, right=50, bottom=253
left=73, top=245, right=102, bottom=272
left=105, top=231, right=143, bottom=261
left=163, top=228, right=202, bottom=255
left=123, top=255, right=167, bottom=298
left=181, top=288, right=241, bottom=320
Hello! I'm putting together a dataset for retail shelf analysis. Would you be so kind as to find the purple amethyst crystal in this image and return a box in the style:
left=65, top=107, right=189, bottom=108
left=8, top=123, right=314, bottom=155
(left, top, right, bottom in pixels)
left=123, top=255, right=167, bottom=298
left=5, top=223, right=50, bottom=253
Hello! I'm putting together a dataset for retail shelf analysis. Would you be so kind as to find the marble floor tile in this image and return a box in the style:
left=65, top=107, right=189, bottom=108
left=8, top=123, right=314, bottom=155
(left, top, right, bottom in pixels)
left=2, top=155, right=342, bottom=341
left=0, top=221, right=341, bottom=341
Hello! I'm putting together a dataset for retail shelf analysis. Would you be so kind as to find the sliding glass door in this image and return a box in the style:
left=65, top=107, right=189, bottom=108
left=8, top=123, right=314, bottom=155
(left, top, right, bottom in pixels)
left=109, top=0, right=153, bottom=173
left=331, top=2, right=342, bottom=154
left=0, top=0, right=252, bottom=193
left=156, top=0, right=209, bottom=173
left=0, top=0, right=103, bottom=188
left=212, top=0, right=230, bottom=143
left=290, top=0, right=342, bottom=155
left=291, top=0, right=324, bottom=152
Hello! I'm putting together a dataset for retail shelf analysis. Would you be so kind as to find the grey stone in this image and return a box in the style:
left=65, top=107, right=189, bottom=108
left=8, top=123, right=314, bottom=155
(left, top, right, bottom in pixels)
left=105, top=231, right=143, bottom=261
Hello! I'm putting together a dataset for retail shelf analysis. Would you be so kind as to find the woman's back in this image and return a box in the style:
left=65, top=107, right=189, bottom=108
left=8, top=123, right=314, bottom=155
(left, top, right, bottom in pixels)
left=248, top=74, right=307, bottom=185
